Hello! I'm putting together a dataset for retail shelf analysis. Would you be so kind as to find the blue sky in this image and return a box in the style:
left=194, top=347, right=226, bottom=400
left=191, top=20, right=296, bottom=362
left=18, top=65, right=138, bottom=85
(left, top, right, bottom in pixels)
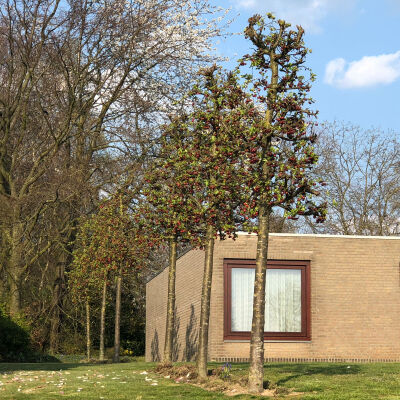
left=212, top=0, right=400, bottom=131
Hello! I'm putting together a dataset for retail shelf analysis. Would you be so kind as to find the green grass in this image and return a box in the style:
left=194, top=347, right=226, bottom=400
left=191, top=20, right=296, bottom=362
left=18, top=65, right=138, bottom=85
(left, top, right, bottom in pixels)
left=229, top=362, right=400, bottom=399
left=0, top=360, right=400, bottom=399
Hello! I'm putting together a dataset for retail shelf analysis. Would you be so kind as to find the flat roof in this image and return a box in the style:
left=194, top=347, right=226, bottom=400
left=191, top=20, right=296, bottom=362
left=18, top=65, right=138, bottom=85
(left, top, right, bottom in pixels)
left=236, top=232, right=400, bottom=240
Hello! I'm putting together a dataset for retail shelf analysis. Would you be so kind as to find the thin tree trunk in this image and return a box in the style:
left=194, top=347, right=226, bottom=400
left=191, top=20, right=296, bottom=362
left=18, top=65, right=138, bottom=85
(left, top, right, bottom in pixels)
left=163, top=237, right=178, bottom=364
left=49, top=294, right=60, bottom=354
left=49, top=261, right=65, bottom=354
left=248, top=44, right=277, bottom=392
left=86, top=299, right=91, bottom=361
left=99, top=277, right=107, bottom=361
left=197, top=224, right=215, bottom=379
left=113, top=274, right=122, bottom=363
left=248, top=210, right=270, bottom=393
left=9, top=220, right=23, bottom=315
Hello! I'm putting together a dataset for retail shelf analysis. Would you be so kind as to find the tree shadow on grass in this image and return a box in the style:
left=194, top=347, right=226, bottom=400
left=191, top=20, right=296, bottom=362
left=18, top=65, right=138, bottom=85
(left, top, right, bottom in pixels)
left=268, top=363, right=362, bottom=386
left=0, top=362, right=92, bottom=373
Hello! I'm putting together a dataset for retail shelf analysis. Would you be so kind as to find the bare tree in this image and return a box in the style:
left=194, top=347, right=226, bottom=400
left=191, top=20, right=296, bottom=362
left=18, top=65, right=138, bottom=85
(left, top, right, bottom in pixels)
left=0, top=0, right=226, bottom=317
left=307, top=122, right=400, bottom=235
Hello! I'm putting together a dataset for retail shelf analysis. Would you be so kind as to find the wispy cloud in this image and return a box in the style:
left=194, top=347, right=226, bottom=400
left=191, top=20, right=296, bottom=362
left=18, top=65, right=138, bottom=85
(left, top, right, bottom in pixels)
left=324, top=51, right=400, bottom=88
left=234, top=0, right=356, bottom=33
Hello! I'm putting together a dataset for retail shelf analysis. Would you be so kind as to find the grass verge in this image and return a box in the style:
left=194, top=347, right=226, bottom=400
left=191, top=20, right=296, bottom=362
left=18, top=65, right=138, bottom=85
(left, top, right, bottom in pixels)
left=0, top=360, right=400, bottom=399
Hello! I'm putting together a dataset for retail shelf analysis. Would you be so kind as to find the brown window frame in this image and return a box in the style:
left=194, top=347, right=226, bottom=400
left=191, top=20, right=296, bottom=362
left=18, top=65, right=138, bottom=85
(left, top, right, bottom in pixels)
left=224, top=259, right=311, bottom=341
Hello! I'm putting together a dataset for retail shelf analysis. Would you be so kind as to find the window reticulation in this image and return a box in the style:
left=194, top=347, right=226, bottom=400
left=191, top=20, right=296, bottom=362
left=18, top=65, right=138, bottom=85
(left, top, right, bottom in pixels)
left=224, top=259, right=310, bottom=341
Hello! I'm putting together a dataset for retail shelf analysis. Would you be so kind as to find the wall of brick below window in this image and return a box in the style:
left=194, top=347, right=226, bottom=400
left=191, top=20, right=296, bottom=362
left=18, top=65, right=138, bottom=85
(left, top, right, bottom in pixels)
left=145, top=234, right=400, bottom=362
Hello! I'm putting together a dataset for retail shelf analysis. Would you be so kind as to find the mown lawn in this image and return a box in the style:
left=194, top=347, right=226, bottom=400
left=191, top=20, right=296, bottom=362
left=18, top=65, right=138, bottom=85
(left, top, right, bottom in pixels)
left=1, top=360, right=400, bottom=399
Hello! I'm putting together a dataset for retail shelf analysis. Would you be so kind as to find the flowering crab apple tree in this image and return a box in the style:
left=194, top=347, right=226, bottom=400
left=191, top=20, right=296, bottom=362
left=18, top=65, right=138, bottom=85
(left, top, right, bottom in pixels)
left=144, top=65, right=256, bottom=372
left=146, top=66, right=254, bottom=368
left=70, top=193, right=150, bottom=362
left=142, top=115, right=199, bottom=364
left=187, top=65, right=259, bottom=378
left=69, top=218, right=98, bottom=361
left=239, top=14, right=327, bottom=393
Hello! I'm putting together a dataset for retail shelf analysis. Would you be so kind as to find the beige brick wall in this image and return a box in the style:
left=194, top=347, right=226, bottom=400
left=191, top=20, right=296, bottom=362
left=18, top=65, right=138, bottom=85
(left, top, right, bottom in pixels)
left=146, top=234, right=400, bottom=362
left=145, top=249, right=204, bottom=362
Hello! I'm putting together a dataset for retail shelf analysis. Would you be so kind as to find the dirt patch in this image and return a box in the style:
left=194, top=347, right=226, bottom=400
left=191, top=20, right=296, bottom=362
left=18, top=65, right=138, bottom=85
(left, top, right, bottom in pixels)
left=220, top=385, right=302, bottom=397
left=154, top=363, right=198, bottom=382
left=194, top=381, right=303, bottom=397
left=152, top=364, right=304, bottom=398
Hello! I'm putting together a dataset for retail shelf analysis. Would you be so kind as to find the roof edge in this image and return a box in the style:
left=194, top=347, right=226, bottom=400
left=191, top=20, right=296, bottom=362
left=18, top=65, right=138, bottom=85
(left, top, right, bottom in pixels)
left=147, top=232, right=400, bottom=285
left=237, top=232, right=400, bottom=240
left=146, top=245, right=194, bottom=284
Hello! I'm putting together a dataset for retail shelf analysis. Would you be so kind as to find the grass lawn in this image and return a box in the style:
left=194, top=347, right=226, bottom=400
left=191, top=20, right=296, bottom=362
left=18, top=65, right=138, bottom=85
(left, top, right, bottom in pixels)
left=1, top=360, right=400, bottom=399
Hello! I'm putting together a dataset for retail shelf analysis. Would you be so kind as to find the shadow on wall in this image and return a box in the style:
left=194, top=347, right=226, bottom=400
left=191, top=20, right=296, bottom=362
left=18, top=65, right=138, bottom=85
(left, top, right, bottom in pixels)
left=150, top=307, right=181, bottom=362
left=172, top=306, right=181, bottom=361
left=151, top=330, right=160, bottom=362
left=184, top=304, right=198, bottom=361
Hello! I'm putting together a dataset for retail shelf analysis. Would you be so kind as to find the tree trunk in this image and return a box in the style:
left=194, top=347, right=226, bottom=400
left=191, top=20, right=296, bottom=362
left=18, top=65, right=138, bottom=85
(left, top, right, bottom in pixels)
left=49, top=261, right=65, bottom=354
left=9, top=275, right=21, bottom=316
left=99, top=277, right=107, bottom=361
left=8, top=220, right=24, bottom=315
left=86, top=299, right=91, bottom=361
left=247, top=43, right=277, bottom=392
left=248, top=209, right=270, bottom=393
left=163, top=237, right=178, bottom=364
left=196, top=224, right=215, bottom=379
left=113, top=274, right=122, bottom=363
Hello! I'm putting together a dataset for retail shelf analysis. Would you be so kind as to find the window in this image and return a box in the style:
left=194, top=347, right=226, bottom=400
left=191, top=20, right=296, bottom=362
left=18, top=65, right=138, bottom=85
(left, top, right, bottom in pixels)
left=224, top=259, right=310, bottom=341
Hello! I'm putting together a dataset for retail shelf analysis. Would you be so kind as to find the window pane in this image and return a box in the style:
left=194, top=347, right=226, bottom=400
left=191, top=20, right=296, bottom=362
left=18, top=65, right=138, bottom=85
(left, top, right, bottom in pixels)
left=231, top=268, right=254, bottom=331
left=231, top=268, right=302, bottom=333
left=265, top=269, right=302, bottom=332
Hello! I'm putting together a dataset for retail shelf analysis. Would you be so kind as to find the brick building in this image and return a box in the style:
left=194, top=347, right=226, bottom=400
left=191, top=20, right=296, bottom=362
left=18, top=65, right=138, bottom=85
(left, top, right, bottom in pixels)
left=146, top=233, right=400, bottom=362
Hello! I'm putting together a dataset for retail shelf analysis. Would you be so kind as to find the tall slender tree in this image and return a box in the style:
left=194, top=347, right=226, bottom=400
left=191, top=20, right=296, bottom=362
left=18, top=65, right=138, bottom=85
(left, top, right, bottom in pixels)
left=239, top=14, right=326, bottom=393
left=144, top=65, right=256, bottom=372
left=142, top=116, right=198, bottom=364
left=70, top=192, right=149, bottom=362
left=187, top=66, right=255, bottom=379
left=68, top=221, right=97, bottom=361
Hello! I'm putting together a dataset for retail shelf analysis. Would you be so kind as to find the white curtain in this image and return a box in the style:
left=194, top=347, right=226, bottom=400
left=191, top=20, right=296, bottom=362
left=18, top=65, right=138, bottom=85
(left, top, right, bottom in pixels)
left=231, top=268, right=255, bottom=331
left=231, top=268, right=302, bottom=332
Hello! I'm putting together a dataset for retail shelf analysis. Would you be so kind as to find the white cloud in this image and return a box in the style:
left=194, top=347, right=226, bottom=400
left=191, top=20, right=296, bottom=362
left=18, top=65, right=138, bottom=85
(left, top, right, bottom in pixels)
left=324, top=51, right=400, bottom=88
left=234, top=0, right=356, bottom=33
left=324, top=58, right=346, bottom=85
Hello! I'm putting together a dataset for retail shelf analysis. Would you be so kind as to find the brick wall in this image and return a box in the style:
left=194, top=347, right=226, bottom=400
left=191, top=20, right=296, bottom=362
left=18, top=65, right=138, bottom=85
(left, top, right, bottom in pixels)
left=146, top=234, right=400, bottom=362
left=145, top=249, right=204, bottom=362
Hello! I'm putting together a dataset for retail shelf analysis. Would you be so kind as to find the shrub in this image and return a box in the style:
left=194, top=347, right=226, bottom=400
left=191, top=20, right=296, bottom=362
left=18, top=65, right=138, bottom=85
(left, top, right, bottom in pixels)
left=0, top=306, right=60, bottom=363
left=0, top=307, right=31, bottom=361
left=121, top=339, right=145, bottom=357
left=59, top=330, right=86, bottom=355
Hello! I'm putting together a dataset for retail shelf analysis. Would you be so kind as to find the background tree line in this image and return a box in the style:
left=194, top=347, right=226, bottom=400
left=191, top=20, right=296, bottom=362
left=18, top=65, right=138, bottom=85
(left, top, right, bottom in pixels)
left=0, top=0, right=225, bottom=357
